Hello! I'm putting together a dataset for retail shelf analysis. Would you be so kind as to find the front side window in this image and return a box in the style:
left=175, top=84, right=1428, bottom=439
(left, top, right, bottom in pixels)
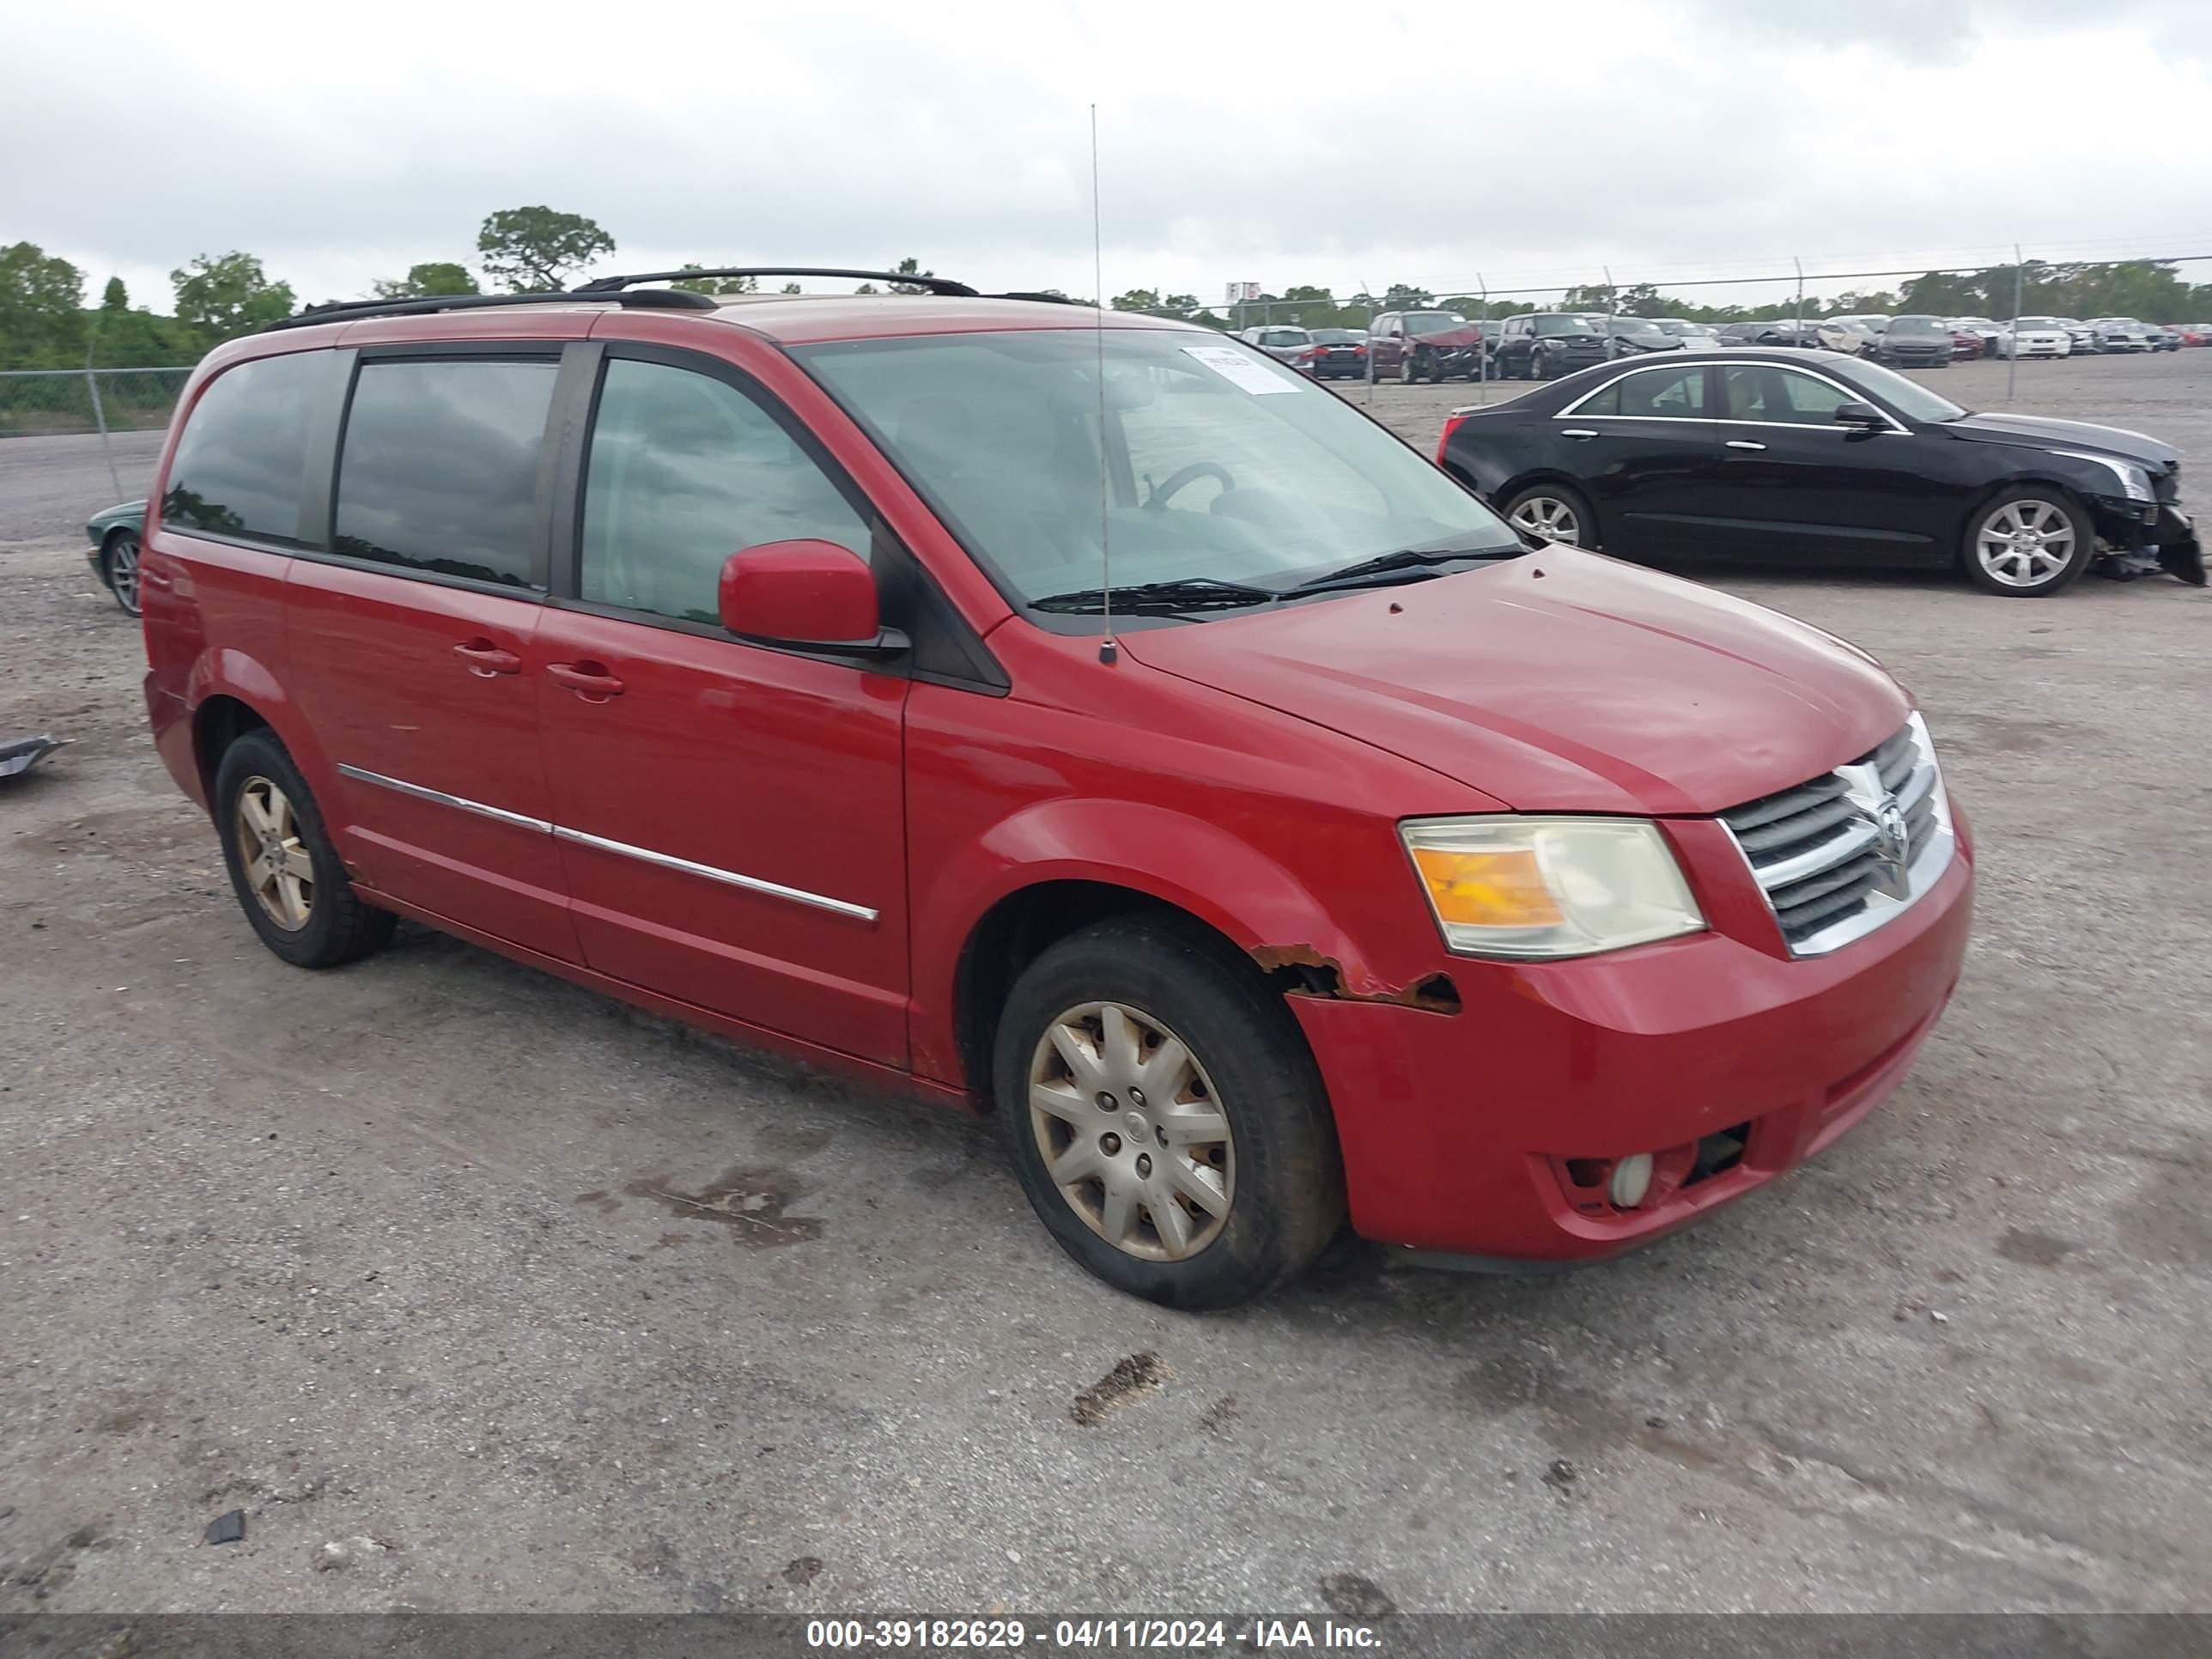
left=333, top=359, right=558, bottom=588
left=162, top=350, right=344, bottom=544
left=1614, top=365, right=1707, bottom=417
left=580, top=357, right=869, bottom=625
left=1722, top=365, right=1854, bottom=424
left=795, top=327, right=1516, bottom=610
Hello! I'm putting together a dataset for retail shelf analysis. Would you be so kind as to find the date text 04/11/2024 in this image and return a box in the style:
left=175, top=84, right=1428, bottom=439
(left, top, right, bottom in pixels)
left=803, top=1619, right=1382, bottom=1650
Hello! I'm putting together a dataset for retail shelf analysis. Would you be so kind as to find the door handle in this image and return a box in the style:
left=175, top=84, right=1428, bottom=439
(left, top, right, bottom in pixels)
left=1726, top=439, right=1768, bottom=451
left=547, top=660, right=625, bottom=700
left=1560, top=428, right=1598, bottom=440
left=453, top=639, right=522, bottom=676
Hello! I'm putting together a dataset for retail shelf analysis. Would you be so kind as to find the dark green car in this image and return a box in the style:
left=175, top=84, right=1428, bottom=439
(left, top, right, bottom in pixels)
left=85, top=498, right=147, bottom=617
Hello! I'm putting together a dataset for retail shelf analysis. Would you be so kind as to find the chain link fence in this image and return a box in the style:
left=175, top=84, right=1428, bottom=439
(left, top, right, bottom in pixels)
left=0, top=367, right=191, bottom=440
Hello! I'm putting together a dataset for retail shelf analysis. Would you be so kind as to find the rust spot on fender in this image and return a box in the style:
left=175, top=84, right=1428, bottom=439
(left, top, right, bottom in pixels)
left=1250, top=945, right=1461, bottom=1014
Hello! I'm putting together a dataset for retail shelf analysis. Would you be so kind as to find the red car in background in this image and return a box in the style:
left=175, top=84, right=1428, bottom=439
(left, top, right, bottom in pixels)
left=137, top=270, right=1972, bottom=1308
left=2172, top=324, right=2212, bottom=347
left=1948, top=325, right=1985, bottom=361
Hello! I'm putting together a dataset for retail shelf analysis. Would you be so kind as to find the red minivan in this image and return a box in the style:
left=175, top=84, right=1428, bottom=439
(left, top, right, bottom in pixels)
left=139, top=270, right=1973, bottom=1308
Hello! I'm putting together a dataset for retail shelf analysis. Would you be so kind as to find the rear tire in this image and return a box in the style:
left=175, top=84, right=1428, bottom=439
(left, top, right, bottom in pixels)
left=214, top=730, right=397, bottom=968
left=101, top=530, right=143, bottom=617
left=992, top=916, right=1344, bottom=1310
left=1501, top=482, right=1593, bottom=547
left=1960, top=489, right=2094, bottom=598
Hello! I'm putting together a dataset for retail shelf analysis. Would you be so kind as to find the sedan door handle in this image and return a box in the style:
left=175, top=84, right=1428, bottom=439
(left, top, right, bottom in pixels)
left=547, top=660, right=625, bottom=700
left=1559, top=428, right=1598, bottom=440
left=453, top=639, right=522, bottom=676
left=1725, top=439, right=1768, bottom=451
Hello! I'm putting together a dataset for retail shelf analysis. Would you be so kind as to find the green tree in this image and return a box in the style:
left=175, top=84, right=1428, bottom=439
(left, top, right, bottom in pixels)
left=476, top=206, right=616, bottom=292
left=888, top=256, right=936, bottom=295
left=781, top=282, right=803, bottom=295
left=1382, top=283, right=1435, bottom=309
left=170, top=252, right=296, bottom=343
left=668, top=264, right=757, bottom=295
left=100, top=276, right=129, bottom=312
left=371, top=260, right=480, bottom=300
left=0, top=242, right=88, bottom=368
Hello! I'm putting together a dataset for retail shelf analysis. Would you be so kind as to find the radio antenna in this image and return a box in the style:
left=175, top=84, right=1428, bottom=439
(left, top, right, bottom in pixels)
left=1091, top=103, right=1117, bottom=665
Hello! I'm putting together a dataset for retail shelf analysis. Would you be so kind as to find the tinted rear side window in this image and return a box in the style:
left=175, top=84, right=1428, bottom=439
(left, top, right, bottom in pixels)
left=162, top=350, right=344, bottom=544
left=333, top=359, right=558, bottom=589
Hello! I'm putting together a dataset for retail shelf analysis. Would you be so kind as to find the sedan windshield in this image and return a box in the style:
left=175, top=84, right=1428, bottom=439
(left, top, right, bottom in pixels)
left=2014, top=318, right=2066, bottom=331
left=793, top=328, right=1519, bottom=611
left=1825, top=356, right=1967, bottom=422
left=1890, top=317, right=1948, bottom=335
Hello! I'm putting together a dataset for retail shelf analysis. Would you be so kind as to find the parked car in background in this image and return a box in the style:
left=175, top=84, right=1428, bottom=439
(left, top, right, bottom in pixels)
left=1870, top=315, right=1955, bottom=369
left=1947, top=324, right=1985, bottom=361
left=2051, top=319, right=2097, bottom=354
left=1298, top=326, right=1370, bottom=380
left=1949, top=318, right=2002, bottom=357
left=1493, top=313, right=1611, bottom=380
left=1369, top=310, right=1486, bottom=382
left=2148, top=325, right=2183, bottom=353
left=1650, top=318, right=1726, bottom=350
left=1828, top=314, right=1893, bottom=349
left=2084, top=318, right=2157, bottom=354
left=1718, top=320, right=1832, bottom=350
left=1437, top=349, right=2203, bottom=597
left=1814, top=319, right=1879, bottom=356
left=84, top=498, right=148, bottom=617
left=1580, top=315, right=1685, bottom=357
left=1993, top=317, right=2074, bottom=360
left=137, top=276, right=1989, bottom=1306
left=1240, top=325, right=1316, bottom=366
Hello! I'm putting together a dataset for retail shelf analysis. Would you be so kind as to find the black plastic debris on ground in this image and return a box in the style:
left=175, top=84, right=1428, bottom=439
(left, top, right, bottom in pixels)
left=203, top=1510, right=246, bottom=1546
left=0, top=735, right=70, bottom=781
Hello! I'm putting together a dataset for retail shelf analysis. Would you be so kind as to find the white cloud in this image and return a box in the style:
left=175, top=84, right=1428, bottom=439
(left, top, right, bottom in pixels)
left=4, top=0, right=2208, bottom=315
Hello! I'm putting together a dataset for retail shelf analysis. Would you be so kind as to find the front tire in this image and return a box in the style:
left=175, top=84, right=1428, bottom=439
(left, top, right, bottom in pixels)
left=214, top=730, right=397, bottom=967
left=1403, top=349, right=1424, bottom=384
left=1961, top=489, right=2094, bottom=597
left=993, top=916, right=1344, bottom=1310
left=101, top=530, right=143, bottom=617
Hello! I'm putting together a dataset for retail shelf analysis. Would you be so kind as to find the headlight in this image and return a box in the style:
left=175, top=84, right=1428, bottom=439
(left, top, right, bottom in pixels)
left=1400, top=817, right=1705, bottom=959
left=2048, top=448, right=2153, bottom=501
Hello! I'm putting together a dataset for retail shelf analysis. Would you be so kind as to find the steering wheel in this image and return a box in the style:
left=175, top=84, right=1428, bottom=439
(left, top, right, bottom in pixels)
left=1145, top=461, right=1237, bottom=508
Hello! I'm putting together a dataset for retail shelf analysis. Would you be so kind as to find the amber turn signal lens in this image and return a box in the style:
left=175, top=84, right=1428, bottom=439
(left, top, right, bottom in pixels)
left=1410, top=846, right=1565, bottom=929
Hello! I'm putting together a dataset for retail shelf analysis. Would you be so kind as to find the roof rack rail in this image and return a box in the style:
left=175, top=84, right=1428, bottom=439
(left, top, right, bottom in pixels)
left=572, top=266, right=981, bottom=298
left=997, top=290, right=1089, bottom=307
left=260, top=288, right=717, bottom=333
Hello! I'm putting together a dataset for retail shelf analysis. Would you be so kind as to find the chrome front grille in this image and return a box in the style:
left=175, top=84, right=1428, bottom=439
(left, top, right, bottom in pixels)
left=1720, top=715, right=1955, bottom=957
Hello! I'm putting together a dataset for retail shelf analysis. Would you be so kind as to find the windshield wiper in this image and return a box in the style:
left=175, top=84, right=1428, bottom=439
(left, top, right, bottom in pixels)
left=1027, top=576, right=1279, bottom=616
left=1280, top=543, right=1523, bottom=597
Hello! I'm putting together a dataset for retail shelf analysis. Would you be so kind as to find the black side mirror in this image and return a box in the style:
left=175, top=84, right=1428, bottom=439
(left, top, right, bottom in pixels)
left=1832, top=401, right=1887, bottom=429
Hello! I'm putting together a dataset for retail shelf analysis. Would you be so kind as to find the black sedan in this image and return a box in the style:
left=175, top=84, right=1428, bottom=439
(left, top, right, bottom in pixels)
left=1869, top=315, right=1954, bottom=369
left=1437, top=349, right=2203, bottom=597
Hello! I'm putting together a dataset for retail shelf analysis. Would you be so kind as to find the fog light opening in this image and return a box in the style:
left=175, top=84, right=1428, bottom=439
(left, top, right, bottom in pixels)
left=1608, top=1153, right=1656, bottom=1210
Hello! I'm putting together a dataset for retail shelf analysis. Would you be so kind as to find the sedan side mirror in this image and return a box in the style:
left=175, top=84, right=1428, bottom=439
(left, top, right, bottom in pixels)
left=1832, top=401, right=1887, bottom=429
left=718, top=539, right=907, bottom=659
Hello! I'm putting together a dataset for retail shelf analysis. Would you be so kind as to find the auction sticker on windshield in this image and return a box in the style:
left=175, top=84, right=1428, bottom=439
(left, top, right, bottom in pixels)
left=1182, top=345, right=1303, bottom=394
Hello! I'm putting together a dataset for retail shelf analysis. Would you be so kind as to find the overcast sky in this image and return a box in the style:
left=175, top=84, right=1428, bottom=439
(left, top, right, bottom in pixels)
left=7, top=0, right=2209, bottom=314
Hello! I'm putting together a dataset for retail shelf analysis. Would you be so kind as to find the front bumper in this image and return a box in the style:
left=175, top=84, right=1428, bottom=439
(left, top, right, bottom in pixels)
left=1294, top=822, right=1974, bottom=1262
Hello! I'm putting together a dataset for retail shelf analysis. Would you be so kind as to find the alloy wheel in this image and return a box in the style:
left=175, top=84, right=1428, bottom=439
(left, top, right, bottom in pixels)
left=234, top=776, right=314, bottom=931
left=107, top=533, right=142, bottom=617
left=1974, top=499, right=2077, bottom=589
left=1509, top=495, right=1581, bottom=544
left=1027, top=1000, right=1233, bottom=1262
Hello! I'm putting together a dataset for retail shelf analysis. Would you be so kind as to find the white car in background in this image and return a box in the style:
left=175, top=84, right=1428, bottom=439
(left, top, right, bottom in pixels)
left=1648, top=317, right=1727, bottom=349
left=1820, top=316, right=1885, bottom=356
left=1993, top=317, right=2074, bottom=359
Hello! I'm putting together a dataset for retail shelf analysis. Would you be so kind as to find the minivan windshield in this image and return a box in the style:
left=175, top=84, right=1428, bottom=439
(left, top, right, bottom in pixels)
left=1402, top=313, right=1469, bottom=335
left=794, top=328, right=1519, bottom=611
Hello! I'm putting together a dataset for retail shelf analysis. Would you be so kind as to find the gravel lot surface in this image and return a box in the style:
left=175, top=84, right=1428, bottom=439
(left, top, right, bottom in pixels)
left=2, top=349, right=2207, bottom=1618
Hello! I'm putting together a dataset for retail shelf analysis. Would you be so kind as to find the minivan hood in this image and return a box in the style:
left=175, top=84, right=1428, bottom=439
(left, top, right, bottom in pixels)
left=1942, top=411, right=2177, bottom=467
left=1119, top=549, right=1907, bottom=816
